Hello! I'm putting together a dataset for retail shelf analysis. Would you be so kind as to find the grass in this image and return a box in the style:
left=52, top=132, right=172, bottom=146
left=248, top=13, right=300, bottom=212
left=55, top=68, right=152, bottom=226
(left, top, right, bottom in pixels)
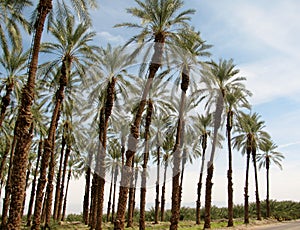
left=22, top=219, right=247, bottom=229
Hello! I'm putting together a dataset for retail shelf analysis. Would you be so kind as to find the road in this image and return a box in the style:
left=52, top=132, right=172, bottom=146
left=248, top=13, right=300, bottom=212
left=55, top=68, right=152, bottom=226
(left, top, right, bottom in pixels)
left=247, top=220, right=300, bottom=230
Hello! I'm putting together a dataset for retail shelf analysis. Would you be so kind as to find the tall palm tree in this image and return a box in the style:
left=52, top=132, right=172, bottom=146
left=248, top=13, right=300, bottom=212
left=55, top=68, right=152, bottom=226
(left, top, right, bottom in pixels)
left=168, top=28, right=210, bottom=230
left=114, top=1, right=195, bottom=228
left=200, top=59, right=247, bottom=229
left=257, top=139, right=284, bottom=218
left=192, top=112, right=212, bottom=225
left=225, top=88, right=251, bottom=227
left=7, top=2, right=53, bottom=228
left=233, top=112, right=270, bottom=223
left=8, top=1, right=97, bottom=228
left=31, top=12, right=99, bottom=229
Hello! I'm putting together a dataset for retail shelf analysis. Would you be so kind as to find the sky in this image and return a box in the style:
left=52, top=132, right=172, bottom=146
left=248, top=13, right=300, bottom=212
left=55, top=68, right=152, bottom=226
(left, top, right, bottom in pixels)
left=2, top=0, right=299, bottom=215
left=59, top=0, right=300, bottom=214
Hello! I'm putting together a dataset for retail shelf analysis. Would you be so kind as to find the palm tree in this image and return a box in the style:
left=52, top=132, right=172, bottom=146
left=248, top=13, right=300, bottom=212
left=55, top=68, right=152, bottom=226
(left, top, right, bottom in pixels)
left=139, top=99, right=153, bottom=230
left=32, top=11, right=99, bottom=229
left=200, top=58, right=247, bottom=229
left=8, top=1, right=96, bottom=227
left=192, top=112, right=212, bottom=224
left=106, top=138, right=122, bottom=223
left=7, top=2, right=52, bottom=227
left=114, top=1, right=195, bottom=227
left=168, top=28, right=211, bottom=230
left=233, top=112, right=270, bottom=223
left=161, top=132, right=174, bottom=222
left=225, top=88, right=251, bottom=227
left=257, top=139, right=284, bottom=218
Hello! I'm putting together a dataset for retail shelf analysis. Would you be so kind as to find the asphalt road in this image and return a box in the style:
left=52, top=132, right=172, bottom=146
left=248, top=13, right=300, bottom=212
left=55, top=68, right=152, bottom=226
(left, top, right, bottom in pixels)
left=248, top=220, right=300, bottom=230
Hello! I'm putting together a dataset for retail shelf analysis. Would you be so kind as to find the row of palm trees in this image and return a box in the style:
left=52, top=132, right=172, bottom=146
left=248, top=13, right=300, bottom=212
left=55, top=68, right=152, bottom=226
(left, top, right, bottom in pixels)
left=0, top=0, right=284, bottom=230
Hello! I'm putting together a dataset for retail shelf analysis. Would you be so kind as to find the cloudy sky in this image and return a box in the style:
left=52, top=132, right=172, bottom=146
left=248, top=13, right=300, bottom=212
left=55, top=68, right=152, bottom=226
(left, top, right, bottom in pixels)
left=64, top=0, right=300, bottom=213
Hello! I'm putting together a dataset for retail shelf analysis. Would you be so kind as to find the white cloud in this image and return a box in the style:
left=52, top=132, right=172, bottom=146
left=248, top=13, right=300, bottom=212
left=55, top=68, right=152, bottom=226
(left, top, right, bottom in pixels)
left=97, top=31, right=125, bottom=45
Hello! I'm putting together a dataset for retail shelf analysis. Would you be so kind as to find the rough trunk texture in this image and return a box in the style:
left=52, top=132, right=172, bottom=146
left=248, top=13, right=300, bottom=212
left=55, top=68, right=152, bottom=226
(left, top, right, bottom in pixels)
left=227, top=110, right=234, bottom=227
left=111, top=165, right=119, bottom=224
left=196, top=134, right=207, bottom=225
left=44, top=145, right=56, bottom=228
left=57, top=142, right=71, bottom=221
left=21, top=161, right=32, bottom=218
left=126, top=159, right=135, bottom=228
left=61, top=168, right=71, bottom=221
left=0, top=80, right=14, bottom=127
left=53, top=135, right=66, bottom=220
left=114, top=35, right=164, bottom=230
left=83, top=166, right=91, bottom=225
left=244, top=148, right=251, bottom=224
left=139, top=100, right=153, bottom=230
left=7, top=2, right=52, bottom=229
left=27, top=140, right=42, bottom=226
left=0, top=139, right=10, bottom=192
left=89, top=174, right=98, bottom=229
left=204, top=163, right=214, bottom=229
left=1, top=136, right=16, bottom=229
left=252, top=148, right=261, bottom=220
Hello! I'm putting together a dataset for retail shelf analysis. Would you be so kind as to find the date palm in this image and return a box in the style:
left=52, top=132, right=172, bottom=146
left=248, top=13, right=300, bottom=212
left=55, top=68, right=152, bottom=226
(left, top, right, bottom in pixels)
left=32, top=12, right=98, bottom=229
left=168, top=28, right=210, bottom=230
left=8, top=0, right=97, bottom=228
left=192, top=112, right=212, bottom=225
left=225, top=88, right=251, bottom=227
left=233, top=112, right=270, bottom=223
left=114, top=1, right=195, bottom=228
left=200, top=59, right=247, bottom=229
left=257, top=139, right=284, bottom=218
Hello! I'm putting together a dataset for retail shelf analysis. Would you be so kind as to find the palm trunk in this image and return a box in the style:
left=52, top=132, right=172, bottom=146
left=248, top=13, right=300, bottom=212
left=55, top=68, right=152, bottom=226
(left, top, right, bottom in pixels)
left=89, top=173, right=98, bottom=229
left=32, top=56, right=69, bottom=230
left=266, top=157, right=270, bottom=218
left=61, top=168, right=71, bottom=221
left=204, top=91, right=224, bottom=229
left=21, top=161, right=32, bottom=218
left=196, top=134, right=207, bottom=224
left=179, top=146, right=187, bottom=210
left=170, top=67, right=189, bottom=230
left=83, top=166, right=91, bottom=225
left=53, top=134, right=66, bottom=220
left=227, top=110, right=234, bottom=227
left=252, top=148, right=261, bottom=220
left=161, top=161, right=168, bottom=222
left=57, top=141, right=71, bottom=221
left=111, top=164, right=119, bottom=224
left=96, top=77, right=116, bottom=230
left=107, top=166, right=115, bottom=222
left=7, top=2, right=52, bottom=228
left=139, top=100, right=153, bottom=230
left=114, top=34, right=165, bottom=230
left=154, top=145, right=161, bottom=224
left=244, top=145, right=251, bottom=224
left=1, top=134, right=17, bottom=229
left=0, top=139, right=10, bottom=196
left=27, top=140, right=43, bottom=226
left=126, top=160, right=135, bottom=228
left=44, top=144, right=56, bottom=228
left=0, top=79, right=14, bottom=127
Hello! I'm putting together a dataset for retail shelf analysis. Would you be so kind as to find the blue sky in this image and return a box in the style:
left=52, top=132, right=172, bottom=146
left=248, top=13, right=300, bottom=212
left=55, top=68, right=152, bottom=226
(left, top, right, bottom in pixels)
left=66, top=0, right=300, bottom=213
